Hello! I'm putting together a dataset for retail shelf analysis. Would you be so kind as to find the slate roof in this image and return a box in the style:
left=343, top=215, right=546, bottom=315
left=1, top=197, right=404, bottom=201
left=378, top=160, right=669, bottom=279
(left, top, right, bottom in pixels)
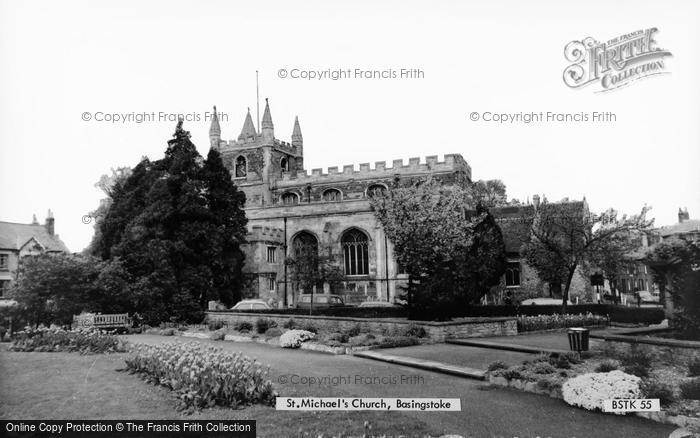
left=658, top=219, right=700, bottom=238
left=0, top=221, right=70, bottom=253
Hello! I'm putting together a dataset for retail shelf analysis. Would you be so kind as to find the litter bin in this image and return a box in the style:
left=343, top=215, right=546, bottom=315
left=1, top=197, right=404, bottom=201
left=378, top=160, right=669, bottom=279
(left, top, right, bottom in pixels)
left=567, top=327, right=590, bottom=352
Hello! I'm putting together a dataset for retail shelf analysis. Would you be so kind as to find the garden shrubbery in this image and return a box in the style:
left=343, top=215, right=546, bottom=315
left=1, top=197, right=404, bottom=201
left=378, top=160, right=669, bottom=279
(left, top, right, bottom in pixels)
left=125, top=342, right=276, bottom=410
left=10, top=327, right=127, bottom=354
left=279, top=330, right=315, bottom=348
left=255, top=318, right=277, bottom=334
left=680, top=378, right=700, bottom=400
left=562, top=371, right=641, bottom=414
left=517, top=313, right=608, bottom=332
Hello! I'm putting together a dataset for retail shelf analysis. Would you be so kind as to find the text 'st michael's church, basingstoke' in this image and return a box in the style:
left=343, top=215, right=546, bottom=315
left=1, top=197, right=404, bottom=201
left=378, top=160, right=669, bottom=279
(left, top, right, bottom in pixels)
left=208, top=99, right=591, bottom=307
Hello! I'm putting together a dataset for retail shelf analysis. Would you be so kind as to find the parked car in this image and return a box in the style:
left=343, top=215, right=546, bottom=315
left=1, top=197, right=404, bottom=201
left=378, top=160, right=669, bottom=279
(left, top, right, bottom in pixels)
left=295, top=294, right=345, bottom=309
left=358, top=300, right=401, bottom=308
left=231, top=299, right=272, bottom=311
left=520, top=298, right=573, bottom=306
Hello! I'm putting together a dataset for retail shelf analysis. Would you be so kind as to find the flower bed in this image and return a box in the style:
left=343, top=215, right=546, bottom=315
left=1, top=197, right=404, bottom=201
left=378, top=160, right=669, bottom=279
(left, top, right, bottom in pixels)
left=125, top=342, right=277, bottom=410
left=9, top=327, right=127, bottom=354
left=517, top=313, right=608, bottom=332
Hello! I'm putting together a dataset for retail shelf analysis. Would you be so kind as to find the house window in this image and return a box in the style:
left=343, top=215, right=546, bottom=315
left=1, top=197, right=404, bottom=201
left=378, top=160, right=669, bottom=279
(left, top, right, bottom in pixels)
left=505, top=262, right=521, bottom=287
left=268, top=278, right=276, bottom=291
left=281, top=192, right=299, bottom=205
left=235, top=156, right=247, bottom=178
left=267, top=247, right=277, bottom=263
left=0, top=280, right=8, bottom=297
left=322, top=188, right=341, bottom=202
left=0, top=254, right=8, bottom=270
left=342, top=229, right=369, bottom=276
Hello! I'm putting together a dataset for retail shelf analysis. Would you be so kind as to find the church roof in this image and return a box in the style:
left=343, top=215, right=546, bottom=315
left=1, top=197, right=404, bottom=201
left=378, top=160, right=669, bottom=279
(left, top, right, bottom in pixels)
left=0, top=221, right=70, bottom=253
left=292, top=116, right=302, bottom=140
left=658, top=219, right=700, bottom=237
left=238, top=108, right=257, bottom=140
left=261, top=98, right=273, bottom=130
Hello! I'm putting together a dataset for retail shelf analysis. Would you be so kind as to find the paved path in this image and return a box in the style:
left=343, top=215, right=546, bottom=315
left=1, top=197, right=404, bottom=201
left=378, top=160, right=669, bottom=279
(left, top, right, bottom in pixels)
left=124, top=334, right=675, bottom=437
left=376, top=343, right=535, bottom=370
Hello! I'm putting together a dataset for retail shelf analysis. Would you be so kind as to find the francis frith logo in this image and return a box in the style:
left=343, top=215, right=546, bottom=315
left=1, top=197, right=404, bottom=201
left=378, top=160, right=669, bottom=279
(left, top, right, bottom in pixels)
left=563, top=28, right=672, bottom=92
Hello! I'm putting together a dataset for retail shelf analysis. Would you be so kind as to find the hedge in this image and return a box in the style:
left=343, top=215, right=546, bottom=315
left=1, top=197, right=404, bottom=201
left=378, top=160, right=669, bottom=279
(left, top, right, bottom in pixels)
left=208, top=304, right=665, bottom=324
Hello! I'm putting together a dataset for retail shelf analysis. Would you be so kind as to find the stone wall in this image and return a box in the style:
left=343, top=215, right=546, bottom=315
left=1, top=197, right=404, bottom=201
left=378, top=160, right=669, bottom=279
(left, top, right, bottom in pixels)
left=206, top=312, right=517, bottom=342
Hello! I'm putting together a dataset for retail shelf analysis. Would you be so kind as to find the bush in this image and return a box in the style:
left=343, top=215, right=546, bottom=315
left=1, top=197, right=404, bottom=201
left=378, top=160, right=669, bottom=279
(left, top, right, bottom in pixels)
left=501, top=367, right=523, bottom=380
left=595, top=360, right=620, bottom=373
left=640, top=379, right=676, bottom=406
left=282, top=318, right=296, bottom=329
left=207, top=320, right=224, bottom=331
left=531, top=362, right=557, bottom=374
left=680, top=378, right=700, bottom=400
left=387, top=336, right=420, bottom=348
left=562, top=371, right=641, bottom=414
left=621, top=345, right=653, bottom=378
left=327, top=332, right=349, bottom=344
left=343, top=323, right=361, bottom=338
left=160, top=328, right=176, bottom=336
left=300, top=322, right=318, bottom=334
left=517, top=313, right=608, bottom=332
left=235, top=321, right=253, bottom=332
left=279, top=330, right=315, bottom=348
left=264, top=327, right=283, bottom=338
left=10, top=327, right=127, bottom=354
left=402, top=324, right=428, bottom=338
left=549, top=355, right=572, bottom=369
left=210, top=329, right=226, bottom=341
left=687, top=356, right=700, bottom=377
left=255, top=318, right=277, bottom=334
left=125, top=342, right=276, bottom=410
left=487, top=360, right=509, bottom=372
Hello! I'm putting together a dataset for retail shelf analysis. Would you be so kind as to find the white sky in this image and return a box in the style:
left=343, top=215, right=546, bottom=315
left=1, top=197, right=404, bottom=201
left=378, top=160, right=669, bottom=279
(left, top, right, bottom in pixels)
left=1, top=0, right=698, bottom=252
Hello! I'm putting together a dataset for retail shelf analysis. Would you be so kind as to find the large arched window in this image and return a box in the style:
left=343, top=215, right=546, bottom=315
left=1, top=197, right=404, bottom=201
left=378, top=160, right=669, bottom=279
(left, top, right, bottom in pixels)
left=281, top=192, right=300, bottom=205
left=293, top=231, right=318, bottom=258
left=342, top=229, right=369, bottom=276
left=367, top=184, right=387, bottom=198
left=235, top=156, right=247, bottom=178
left=322, top=188, right=341, bottom=202
left=505, top=262, right=521, bottom=287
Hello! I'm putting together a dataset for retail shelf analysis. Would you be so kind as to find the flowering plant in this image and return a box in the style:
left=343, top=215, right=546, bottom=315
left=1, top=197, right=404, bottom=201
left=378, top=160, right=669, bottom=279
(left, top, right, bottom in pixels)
left=10, top=327, right=127, bottom=354
left=125, top=342, right=276, bottom=410
left=279, top=329, right=315, bottom=348
left=562, top=370, right=641, bottom=414
left=517, top=313, right=608, bottom=332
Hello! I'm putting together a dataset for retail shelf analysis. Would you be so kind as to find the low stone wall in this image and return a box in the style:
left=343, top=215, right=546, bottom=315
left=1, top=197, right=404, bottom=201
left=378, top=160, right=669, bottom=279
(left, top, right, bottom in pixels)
left=591, top=332, right=700, bottom=362
left=205, top=312, right=517, bottom=342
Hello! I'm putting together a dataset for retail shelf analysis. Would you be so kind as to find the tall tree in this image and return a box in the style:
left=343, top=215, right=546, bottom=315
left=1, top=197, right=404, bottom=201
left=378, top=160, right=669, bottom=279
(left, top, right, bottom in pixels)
left=91, top=120, right=248, bottom=323
left=370, top=179, right=506, bottom=320
left=522, top=204, right=653, bottom=312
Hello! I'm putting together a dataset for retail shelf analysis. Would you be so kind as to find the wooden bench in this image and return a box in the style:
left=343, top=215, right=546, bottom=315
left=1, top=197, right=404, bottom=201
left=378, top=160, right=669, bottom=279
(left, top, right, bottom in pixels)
left=73, top=313, right=131, bottom=330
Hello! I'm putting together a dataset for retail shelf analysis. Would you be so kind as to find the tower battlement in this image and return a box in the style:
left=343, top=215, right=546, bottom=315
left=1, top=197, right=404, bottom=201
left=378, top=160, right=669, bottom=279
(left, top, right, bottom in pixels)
left=276, top=154, right=471, bottom=185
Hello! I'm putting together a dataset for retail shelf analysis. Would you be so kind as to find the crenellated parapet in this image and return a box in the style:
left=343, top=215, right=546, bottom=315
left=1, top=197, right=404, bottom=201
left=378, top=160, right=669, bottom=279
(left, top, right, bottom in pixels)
left=276, top=154, right=471, bottom=186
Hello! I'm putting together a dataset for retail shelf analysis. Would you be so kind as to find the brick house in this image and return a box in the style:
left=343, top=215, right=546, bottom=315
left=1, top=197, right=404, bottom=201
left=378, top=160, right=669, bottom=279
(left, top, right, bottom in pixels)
left=0, top=211, right=70, bottom=303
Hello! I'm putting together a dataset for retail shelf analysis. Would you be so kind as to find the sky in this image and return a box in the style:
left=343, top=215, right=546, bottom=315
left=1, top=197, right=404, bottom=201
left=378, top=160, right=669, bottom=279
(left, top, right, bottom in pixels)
left=0, top=0, right=698, bottom=252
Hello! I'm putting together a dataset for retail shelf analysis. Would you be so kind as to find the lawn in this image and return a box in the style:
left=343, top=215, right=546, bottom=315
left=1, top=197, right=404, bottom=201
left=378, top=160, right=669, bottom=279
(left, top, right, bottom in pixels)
left=0, top=344, right=438, bottom=437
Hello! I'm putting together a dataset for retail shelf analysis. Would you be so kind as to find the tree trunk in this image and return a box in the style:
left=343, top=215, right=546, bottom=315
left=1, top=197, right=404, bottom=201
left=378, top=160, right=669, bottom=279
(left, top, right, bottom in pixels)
left=561, top=268, right=576, bottom=314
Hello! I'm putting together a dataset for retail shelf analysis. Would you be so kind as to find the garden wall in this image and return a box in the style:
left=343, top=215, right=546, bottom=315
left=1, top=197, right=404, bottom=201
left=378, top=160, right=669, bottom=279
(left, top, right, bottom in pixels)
left=591, top=332, right=700, bottom=362
left=205, top=312, right=517, bottom=342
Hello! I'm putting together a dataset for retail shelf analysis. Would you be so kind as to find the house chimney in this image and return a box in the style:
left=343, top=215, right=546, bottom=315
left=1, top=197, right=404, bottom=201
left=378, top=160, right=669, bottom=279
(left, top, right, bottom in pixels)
left=45, top=209, right=54, bottom=236
left=532, top=194, right=540, bottom=209
left=678, top=207, right=690, bottom=223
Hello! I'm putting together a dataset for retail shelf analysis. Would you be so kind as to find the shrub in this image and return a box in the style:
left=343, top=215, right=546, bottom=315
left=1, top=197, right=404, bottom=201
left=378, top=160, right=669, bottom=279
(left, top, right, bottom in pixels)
left=282, top=318, right=296, bottom=329
left=562, top=371, right=641, bottom=414
left=264, top=327, right=283, bottom=338
left=378, top=336, right=420, bottom=348
left=255, top=318, right=277, bottom=334
left=300, top=322, right=318, bottom=334
left=517, top=313, right=608, bottom=332
left=549, top=355, right=572, bottom=369
left=640, top=379, right=676, bottom=406
left=279, top=330, right=315, bottom=348
left=595, top=360, right=620, bottom=373
left=560, top=352, right=582, bottom=364
left=621, top=345, right=653, bottom=378
left=343, top=324, right=362, bottom=338
left=680, top=378, right=700, bottom=400
left=487, top=360, right=509, bottom=372
left=10, top=327, right=127, bottom=354
left=402, top=324, right=428, bottom=338
left=207, top=320, right=224, bottom=331
left=687, top=356, right=700, bottom=377
left=125, top=342, right=276, bottom=410
left=160, top=328, right=176, bottom=336
left=235, top=321, right=253, bottom=332
left=209, top=329, right=226, bottom=341
left=532, top=362, right=557, bottom=374
left=501, top=367, right=523, bottom=380
left=327, top=332, right=349, bottom=344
